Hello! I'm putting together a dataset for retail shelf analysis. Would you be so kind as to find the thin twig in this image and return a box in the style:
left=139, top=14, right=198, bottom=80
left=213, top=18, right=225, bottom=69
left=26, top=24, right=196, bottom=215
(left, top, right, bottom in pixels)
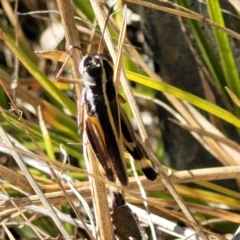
left=56, top=1, right=117, bottom=238
left=86, top=143, right=114, bottom=239
left=125, top=0, right=240, bottom=41
left=89, top=1, right=209, bottom=239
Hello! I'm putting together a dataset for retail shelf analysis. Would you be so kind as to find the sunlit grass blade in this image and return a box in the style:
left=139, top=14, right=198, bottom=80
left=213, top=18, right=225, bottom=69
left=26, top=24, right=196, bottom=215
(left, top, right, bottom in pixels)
left=206, top=0, right=240, bottom=97
left=0, top=29, right=77, bottom=116
left=126, top=70, right=240, bottom=128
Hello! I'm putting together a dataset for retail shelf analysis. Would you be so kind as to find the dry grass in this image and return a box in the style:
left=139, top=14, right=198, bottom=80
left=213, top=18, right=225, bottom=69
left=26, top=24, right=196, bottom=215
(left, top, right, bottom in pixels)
left=0, top=0, right=240, bottom=239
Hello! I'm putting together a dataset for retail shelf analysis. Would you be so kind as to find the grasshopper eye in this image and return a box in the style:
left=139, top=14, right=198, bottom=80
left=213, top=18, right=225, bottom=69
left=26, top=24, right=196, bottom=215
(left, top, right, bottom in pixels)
left=79, top=55, right=91, bottom=75
left=80, top=55, right=102, bottom=78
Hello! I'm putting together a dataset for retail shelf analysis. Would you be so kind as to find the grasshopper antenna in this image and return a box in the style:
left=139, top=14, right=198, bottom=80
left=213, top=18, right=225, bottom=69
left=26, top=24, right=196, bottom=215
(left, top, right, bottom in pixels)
left=66, top=45, right=89, bottom=55
left=98, top=3, right=116, bottom=54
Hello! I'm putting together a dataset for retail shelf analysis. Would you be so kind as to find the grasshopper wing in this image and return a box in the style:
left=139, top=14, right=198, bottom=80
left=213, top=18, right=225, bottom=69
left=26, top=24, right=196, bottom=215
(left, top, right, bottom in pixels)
left=85, top=115, right=115, bottom=182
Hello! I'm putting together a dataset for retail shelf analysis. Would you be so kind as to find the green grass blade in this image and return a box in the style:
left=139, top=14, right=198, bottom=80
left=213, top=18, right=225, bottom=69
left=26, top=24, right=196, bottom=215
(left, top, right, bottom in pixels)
left=206, top=0, right=240, bottom=96
left=0, top=29, right=77, bottom=116
left=179, top=0, right=225, bottom=89
left=126, top=70, right=240, bottom=128
left=73, top=0, right=95, bottom=22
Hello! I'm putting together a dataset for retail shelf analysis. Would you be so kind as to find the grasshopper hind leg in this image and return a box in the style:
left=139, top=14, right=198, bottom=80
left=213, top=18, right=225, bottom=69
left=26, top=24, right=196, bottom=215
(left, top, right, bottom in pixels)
left=120, top=107, right=158, bottom=181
